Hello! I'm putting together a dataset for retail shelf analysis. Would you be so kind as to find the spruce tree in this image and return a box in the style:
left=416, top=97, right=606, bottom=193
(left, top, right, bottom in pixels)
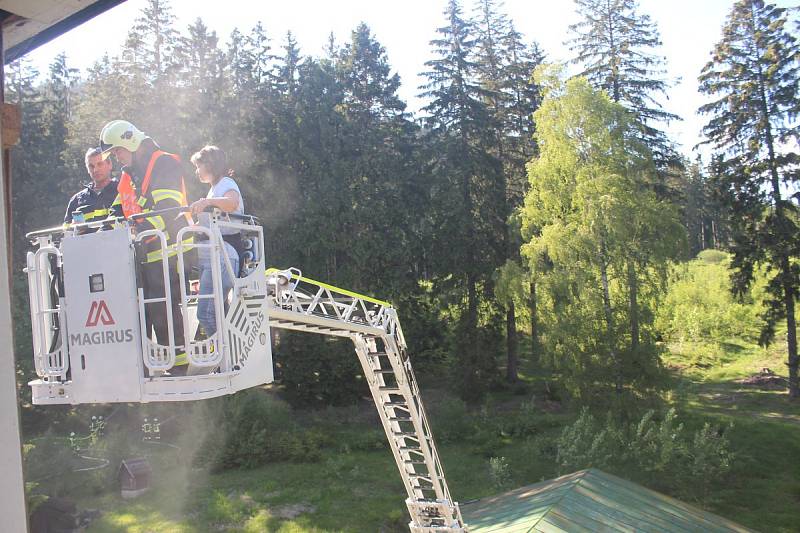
left=124, top=0, right=179, bottom=82
left=174, top=18, right=228, bottom=152
left=473, top=0, right=545, bottom=383
left=699, top=0, right=800, bottom=398
left=567, top=0, right=679, bottom=169
left=421, top=0, right=502, bottom=399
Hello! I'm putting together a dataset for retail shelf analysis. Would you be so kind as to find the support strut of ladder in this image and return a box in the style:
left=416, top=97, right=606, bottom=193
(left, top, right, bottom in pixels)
left=353, top=331, right=464, bottom=532
left=265, top=268, right=466, bottom=531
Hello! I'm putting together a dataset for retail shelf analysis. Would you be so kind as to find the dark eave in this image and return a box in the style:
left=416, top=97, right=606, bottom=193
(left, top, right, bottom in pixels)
left=1, top=0, right=126, bottom=64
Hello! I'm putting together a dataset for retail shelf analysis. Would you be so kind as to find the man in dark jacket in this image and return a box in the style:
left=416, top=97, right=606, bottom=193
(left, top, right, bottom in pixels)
left=100, top=120, right=192, bottom=375
left=63, top=147, right=118, bottom=226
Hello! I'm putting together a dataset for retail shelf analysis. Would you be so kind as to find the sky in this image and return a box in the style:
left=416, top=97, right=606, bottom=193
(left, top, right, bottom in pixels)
left=23, top=0, right=798, bottom=160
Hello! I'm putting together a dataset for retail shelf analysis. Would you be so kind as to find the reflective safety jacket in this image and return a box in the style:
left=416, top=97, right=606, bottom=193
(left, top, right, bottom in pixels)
left=63, top=180, right=119, bottom=226
left=111, top=142, right=192, bottom=263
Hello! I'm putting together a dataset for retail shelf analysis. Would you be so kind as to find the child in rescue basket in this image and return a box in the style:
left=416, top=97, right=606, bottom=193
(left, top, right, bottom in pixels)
left=189, top=145, right=244, bottom=338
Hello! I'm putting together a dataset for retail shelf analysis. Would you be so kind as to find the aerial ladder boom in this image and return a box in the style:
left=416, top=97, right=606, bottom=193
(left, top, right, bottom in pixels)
left=24, top=208, right=466, bottom=532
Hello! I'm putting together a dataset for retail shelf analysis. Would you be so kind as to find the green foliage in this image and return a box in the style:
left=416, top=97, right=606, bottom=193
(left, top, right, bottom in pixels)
left=428, top=396, right=471, bottom=443
left=656, top=253, right=766, bottom=344
left=688, top=422, right=734, bottom=504
left=699, top=0, right=800, bottom=395
left=522, top=70, right=683, bottom=400
left=555, top=408, right=620, bottom=471
left=197, top=390, right=325, bottom=470
left=550, top=407, right=734, bottom=504
left=276, top=332, right=368, bottom=408
left=697, top=249, right=728, bottom=264
left=487, top=456, right=512, bottom=489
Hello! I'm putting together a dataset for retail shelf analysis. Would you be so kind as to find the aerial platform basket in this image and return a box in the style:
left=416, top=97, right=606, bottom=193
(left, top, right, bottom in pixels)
left=26, top=210, right=272, bottom=404
left=24, top=207, right=466, bottom=532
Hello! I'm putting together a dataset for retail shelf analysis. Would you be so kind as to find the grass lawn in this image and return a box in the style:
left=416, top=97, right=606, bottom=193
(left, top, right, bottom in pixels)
left=69, top=337, right=800, bottom=532
left=663, top=337, right=800, bottom=532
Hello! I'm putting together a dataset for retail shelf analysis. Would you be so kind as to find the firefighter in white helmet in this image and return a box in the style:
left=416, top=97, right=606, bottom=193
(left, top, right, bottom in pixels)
left=100, top=120, right=192, bottom=375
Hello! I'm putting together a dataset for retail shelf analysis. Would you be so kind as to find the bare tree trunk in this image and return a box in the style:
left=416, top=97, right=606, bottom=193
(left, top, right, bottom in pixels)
left=600, top=238, right=621, bottom=395
left=783, top=258, right=799, bottom=398
left=627, top=261, right=639, bottom=352
left=506, top=303, right=518, bottom=383
left=530, top=280, right=538, bottom=361
left=711, top=219, right=718, bottom=249
left=700, top=221, right=706, bottom=250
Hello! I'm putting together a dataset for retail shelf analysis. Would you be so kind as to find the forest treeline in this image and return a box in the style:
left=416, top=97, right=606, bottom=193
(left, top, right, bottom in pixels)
left=5, top=0, right=799, bottom=408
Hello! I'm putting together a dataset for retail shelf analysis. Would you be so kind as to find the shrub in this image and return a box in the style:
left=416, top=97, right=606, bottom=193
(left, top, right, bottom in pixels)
left=197, top=390, right=325, bottom=470
left=429, top=396, right=471, bottom=443
left=629, top=409, right=684, bottom=472
left=555, top=408, right=620, bottom=473
left=656, top=255, right=765, bottom=344
left=503, top=397, right=539, bottom=437
left=488, top=456, right=512, bottom=489
left=547, top=408, right=733, bottom=498
left=682, top=422, right=734, bottom=504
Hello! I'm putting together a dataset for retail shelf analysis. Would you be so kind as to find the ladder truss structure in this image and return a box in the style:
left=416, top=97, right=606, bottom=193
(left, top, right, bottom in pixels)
left=266, top=269, right=465, bottom=531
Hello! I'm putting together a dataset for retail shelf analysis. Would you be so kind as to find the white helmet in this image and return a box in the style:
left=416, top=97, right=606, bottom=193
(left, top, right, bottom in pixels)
left=99, top=120, right=146, bottom=157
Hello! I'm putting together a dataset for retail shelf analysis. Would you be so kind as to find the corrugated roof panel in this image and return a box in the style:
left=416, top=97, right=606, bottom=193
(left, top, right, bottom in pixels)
left=462, top=469, right=753, bottom=533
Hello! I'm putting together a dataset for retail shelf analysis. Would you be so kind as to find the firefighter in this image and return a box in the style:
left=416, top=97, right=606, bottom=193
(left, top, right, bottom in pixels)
left=63, top=147, right=118, bottom=226
left=99, top=120, right=192, bottom=375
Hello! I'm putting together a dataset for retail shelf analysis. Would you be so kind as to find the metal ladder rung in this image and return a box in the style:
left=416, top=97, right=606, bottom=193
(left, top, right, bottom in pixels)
left=393, top=432, right=420, bottom=438
left=389, top=416, right=413, bottom=422
left=378, top=386, right=401, bottom=392
left=373, top=369, right=395, bottom=374
left=383, top=401, right=409, bottom=408
left=399, top=446, right=422, bottom=452
left=404, top=459, right=428, bottom=465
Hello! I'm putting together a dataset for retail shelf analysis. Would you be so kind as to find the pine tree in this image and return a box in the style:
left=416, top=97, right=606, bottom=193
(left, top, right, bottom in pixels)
left=473, top=1, right=546, bottom=382
left=567, top=0, right=679, bottom=169
left=174, top=17, right=228, bottom=152
left=421, top=0, right=503, bottom=399
left=698, top=0, right=800, bottom=398
left=123, top=0, right=180, bottom=82
left=276, top=31, right=301, bottom=99
left=333, top=23, right=421, bottom=296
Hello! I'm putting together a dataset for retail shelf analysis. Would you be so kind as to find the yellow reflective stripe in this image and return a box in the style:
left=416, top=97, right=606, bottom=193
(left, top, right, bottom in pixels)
left=137, top=197, right=148, bottom=207
left=174, top=352, right=188, bottom=366
left=265, top=267, right=391, bottom=307
left=148, top=215, right=166, bottom=232
left=112, top=195, right=122, bottom=206
left=84, top=208, right=109, bottom=221
left=151, top=189, right=184, bottom=204
left=144, top=237, right=194, bottom=263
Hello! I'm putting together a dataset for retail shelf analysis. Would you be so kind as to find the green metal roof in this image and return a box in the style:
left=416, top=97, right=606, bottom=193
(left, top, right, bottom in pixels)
left=461, top=469, right=753, bottom=533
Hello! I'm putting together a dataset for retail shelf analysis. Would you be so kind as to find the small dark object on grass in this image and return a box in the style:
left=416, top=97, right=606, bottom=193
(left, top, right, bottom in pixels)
left=736, top=368, right=788, bottom=390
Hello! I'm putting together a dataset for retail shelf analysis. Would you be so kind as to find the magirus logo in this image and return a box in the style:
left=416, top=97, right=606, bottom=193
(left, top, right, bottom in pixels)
left=71, top=300, right=134, bottom=347
left=85, top=300, right=114, bottom=327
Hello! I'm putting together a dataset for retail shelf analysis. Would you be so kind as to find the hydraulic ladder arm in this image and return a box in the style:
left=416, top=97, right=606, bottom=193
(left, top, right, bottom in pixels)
left=265, top=268, right=466, bottom=532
